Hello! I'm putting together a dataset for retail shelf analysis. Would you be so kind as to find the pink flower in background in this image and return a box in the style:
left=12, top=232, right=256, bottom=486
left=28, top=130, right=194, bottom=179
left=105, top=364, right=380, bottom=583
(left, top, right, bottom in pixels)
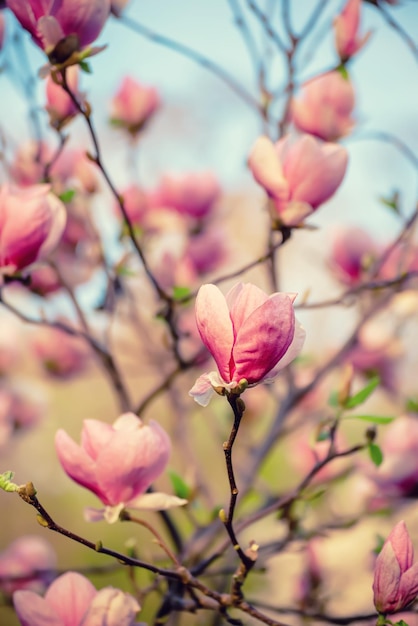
left=373, top=520, right=418, bottom=614
left=110, top=76, right=160, bottom=135
left=0, top=184, right=66, bottom=274
left=30, top=324, right=89, bottom=378
left=45, top=65, right=82, bottom=130
left=152, top=172, right=221, bottom=219
left=333, top=0, right=371, bottom=62
left=10, top=141, right=51, bottom=186
left=248, top=134, right=348, bottom=227
left=189, top=283, right=305, bottom=406
left=13, top=571, right=141, bottom=626
left=6, top=0, right=110, bottom=56
left=55, top=413, right=186, bottom=522
left=329, top=226, right=379, bottom=285
left=118, top=184, right=150, bottom=227
left=368, top=416, right=418, bottom=499
left=378, top=242, right=418, bottom=284
left=0, top=536, right=56, bottom=595
left=291, top=71, right=356, bottom=141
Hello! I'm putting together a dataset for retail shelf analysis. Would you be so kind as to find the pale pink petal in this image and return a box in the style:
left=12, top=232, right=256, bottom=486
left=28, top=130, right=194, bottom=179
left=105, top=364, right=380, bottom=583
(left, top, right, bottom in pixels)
left=55, top=430, right=105, bottom=501
left=189, top=373, right=216, bottom=407
left=284, top=136, right=348, bottom=208
left=83, top=507, right=107, bottom=523
left=195, top=284, right=234, bottom=382
left=127, top=492, right=188, bottom=511
left=248, top=136, right=289, bottom=202
left=44, top=572, right=96, bottom=626
left=277, top=201, right=313, bottom=226
left=37, top=192, right=67, bottom=258
left=95, top=421, right=170, bottom=505
left=227, top=283, right=268, bottom=336
left=81, top=420, right=114, bottom=460
left=13, top=590, right=63, bottom=626
left=81, top=587, right=140, bottom=626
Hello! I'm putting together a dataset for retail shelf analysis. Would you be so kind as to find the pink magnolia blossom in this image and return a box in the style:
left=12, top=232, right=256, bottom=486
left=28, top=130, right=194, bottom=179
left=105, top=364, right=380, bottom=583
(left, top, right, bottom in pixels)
left=13, top=571, right=142, bottom=626
left=110, top=76, right=160, bottom=135
left=329, top=226, right=379, bottom=285
left=30, top=324, right=89, bottom=378
left=152, top=172, right=221, bottom=219
left=291, top=71, right=356, bottom=141
left=373, top=521, right=418, bottom=614
left=189, top=283, right=305, bottom=406
left=0, top=536, right=56, bottom=595
left=367, top=416, right=418, bottom=500
left=55, top=413, right=186, bottom=522
left=45, top=65, right=82, bottom=130
left=0, top=184, right=66, bottom=274
left=6, top=0, right=110, bottom=55
left=248, top=134, right=348, bottom=227
left=10, top=141, right=51, bottom=186
left=333, top=0, right=371, bottom=62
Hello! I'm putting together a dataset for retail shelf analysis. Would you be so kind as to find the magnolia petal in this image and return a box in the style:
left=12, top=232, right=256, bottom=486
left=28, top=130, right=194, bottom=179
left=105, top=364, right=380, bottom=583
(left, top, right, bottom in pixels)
left=248, top=136, right=289, bottom=202
left=189, top=373, right=216, bottom=407
left=44, top=572, right=96, bottom=626
left=81, top=587, right=141, bottom=626
left=264, top=318, right=306, bottom=381
left=233, top=293, right=295, bottom=384
left=127, top=492, right=188, bottom=511
left=195, top=284, right=234, bottom=381
left=13, top=590, right=63, bottom=626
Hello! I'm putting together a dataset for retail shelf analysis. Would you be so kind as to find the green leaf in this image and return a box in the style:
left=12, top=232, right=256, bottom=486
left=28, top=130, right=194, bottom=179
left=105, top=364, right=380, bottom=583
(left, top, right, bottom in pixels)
left=79, top=60, right=92, bottom=74
left=369, top=443, right=383, bottom=467
left=348, top=415, right=394, bottom=425
left=169, top=471, right=192, bottom=500
left=0, top=471, right=19, bottom=492
left=337, top=64, right=349, bottom=80
left=394, top=621, right=409, bottom=626
left=406, top=397, right=418, bottom=414
left=59, top=189, right=76, bottom=204
left=344, top=376, right=380, bottom=409
left=172, top=286, right=191, bottom=301
left=373, top=533, right=385, bottom=555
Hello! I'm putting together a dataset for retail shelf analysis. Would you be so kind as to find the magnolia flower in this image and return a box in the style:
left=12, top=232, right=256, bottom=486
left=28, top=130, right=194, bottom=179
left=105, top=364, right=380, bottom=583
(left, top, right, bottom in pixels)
left=373, top=521, right=418, bottom=614
left=248, top=134, right=348, bottom=227
left=291, top=71, right=356, bottom=141
left=13, top=571, right=142, bottom=626
left=30, top=324, right=90, bottom=378
left=329, top=226, right=379, bottom=285
left=333, top=0, right=371, bottom=62
left=55, top=413, right=186, bottom=522
left=152, top=172, right=221, bottom=219
left=110, top=76, right=160, bottom=135
left=6, top=0, right=110, bottom=58
left=189, top=283, right=305, bottom=406
left=45, top=65, right=83, bottom=130
left=0, top=536, right=56, bottom=595
left=0, top=184, right=66, bottom=275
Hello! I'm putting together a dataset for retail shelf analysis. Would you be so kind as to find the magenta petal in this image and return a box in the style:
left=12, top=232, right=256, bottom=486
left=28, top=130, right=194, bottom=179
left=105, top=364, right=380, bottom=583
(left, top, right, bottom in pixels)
left=233, top=293, right=295, bottom=383
left=389, top=521, right=414, bottom=571
left=373, top=543, right=402, bottom=612
left=55, top=430, right=105, bottom=502
left=195, top=284, right=234, bottom=382
left=13, top=590, right=63, bottom=626
left=55, top=0, right=110, bottom=47
left=45, top=572, right=96, bottom=626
